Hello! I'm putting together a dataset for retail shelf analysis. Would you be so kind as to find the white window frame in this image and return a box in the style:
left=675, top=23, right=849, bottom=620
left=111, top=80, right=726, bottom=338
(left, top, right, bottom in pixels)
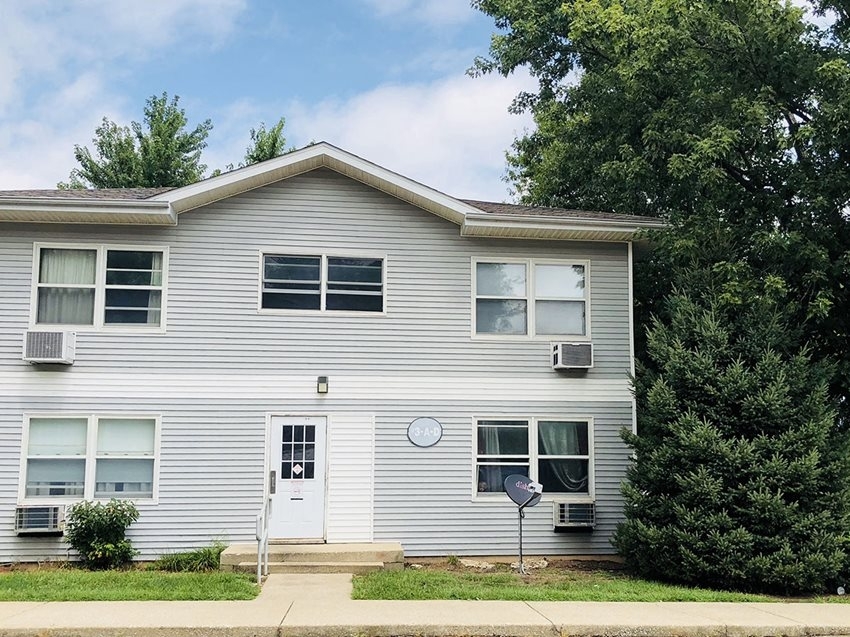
left=18, top=413, right=161, bottom=505
left=258, top=249, right=387, bottom=315
left=30, top=242, right=169, bottom=332
left=471, top=257, right=591, bottom=340
left=472, top=415, right=594, bottom=502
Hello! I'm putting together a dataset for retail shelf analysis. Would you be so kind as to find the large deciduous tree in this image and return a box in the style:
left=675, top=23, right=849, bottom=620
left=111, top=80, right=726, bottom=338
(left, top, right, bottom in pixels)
left=59, top=92, right=212, bottom=189
left=243, top=117, right=289, bottom=166
left=474, top=0, right=850, bottom=591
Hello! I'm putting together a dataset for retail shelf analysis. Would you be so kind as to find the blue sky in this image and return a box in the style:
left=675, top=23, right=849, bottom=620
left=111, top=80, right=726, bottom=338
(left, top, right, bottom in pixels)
left=0, top=1, right=536, bottom=200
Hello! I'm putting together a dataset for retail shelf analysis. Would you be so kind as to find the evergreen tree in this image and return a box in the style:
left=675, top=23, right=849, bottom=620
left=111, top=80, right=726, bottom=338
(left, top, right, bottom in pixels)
left=614, top=221, right=850, bottom=594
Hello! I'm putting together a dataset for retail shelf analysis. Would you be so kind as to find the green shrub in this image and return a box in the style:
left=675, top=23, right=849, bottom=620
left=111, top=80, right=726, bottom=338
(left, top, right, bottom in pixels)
left=65, top=499, right=139, bottom=570
left=153, top=542, right=226, bottom=572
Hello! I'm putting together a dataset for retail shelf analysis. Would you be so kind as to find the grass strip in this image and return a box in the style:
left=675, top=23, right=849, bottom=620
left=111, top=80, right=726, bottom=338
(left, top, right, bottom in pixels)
left=352, top=569, right=788, bottom=602
left=0, top=569, right=258, bottom=601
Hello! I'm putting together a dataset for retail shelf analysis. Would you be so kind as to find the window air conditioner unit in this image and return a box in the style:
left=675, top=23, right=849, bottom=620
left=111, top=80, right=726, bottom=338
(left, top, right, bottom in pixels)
left=553, top=501, right=596, bottom=531
left=14, top=505, right=66, bottom=535
left=552, top=342, right=593, bottom=370
left=23, top=331, right=76, bottom=364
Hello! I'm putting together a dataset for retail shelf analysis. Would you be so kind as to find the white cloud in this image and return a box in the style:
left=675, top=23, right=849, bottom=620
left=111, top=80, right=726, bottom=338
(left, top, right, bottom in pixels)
left=361, top=0, right=477, bottom=27
left=0, top=0, right=247, bottom=189
left=284, top=71, right=536, bottom=201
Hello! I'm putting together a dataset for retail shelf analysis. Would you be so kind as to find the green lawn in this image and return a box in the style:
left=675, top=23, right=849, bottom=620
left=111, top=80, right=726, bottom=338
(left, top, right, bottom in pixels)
left=352, top=567, right=844, bottom=602
left=0, top=569, right=258, bottom=601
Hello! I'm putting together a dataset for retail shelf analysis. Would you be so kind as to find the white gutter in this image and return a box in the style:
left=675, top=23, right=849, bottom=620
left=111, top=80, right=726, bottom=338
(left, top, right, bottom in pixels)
left=0, top=198, right=176, bottom=225
left=460, top=212, right=665, bottom=241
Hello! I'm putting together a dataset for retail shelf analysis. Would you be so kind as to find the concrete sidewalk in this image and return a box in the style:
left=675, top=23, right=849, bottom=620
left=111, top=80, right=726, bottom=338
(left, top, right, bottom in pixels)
left=2, top=573, right=850, bottom=637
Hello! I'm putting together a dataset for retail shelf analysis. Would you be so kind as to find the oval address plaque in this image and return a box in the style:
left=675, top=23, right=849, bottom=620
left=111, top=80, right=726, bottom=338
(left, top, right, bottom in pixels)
left=407, top=417, right=443, bottom=447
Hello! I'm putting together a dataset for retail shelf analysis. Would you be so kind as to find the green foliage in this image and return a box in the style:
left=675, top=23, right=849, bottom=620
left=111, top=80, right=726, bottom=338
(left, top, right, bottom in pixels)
left=243, top=117, right=289, bottom=166
left=64, top=500, right=140, bottom=570
left=474, top=0, right=850, bottom=593
left=474, top=0, right=850, bottom=424
left=613, top=227, right=850, bottom=593
left=59, top=92, right=212, bottom=189
left=152, top=542, right=226, bottom=572
left=352, top=568, right=776, bottom=602
left=0, top=570, right=258, bottom=601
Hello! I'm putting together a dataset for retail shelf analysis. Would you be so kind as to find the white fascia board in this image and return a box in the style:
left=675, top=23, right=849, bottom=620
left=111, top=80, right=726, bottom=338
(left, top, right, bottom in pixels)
left=460, top=212, right=666, bottom=241
left=0, top=198, right=176, bottom=225
left=154, top=142, right=481, bottom=224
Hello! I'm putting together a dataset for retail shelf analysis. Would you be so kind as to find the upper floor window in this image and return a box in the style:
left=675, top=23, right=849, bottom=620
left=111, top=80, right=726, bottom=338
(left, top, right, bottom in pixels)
left=22, top=414, right=159, bottom=502
left=262, top=254, right=384, bottom=313
left=473, top=259, right=587, bottom=337
left=33, top=245, right=165, bottom=328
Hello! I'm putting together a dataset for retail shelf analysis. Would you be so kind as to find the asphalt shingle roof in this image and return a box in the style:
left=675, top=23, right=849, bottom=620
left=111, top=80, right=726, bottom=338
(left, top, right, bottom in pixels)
left=0, top=188, right=171, bottom=200
left=0, top=188, right=659, bottom=223
left=460, top=199, right=658, bottom=223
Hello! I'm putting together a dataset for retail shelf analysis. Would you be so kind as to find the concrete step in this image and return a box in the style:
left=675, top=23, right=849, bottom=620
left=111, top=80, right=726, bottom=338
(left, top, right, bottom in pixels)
left=232, top=560, right=399, bottom=574
left=220, top=542, right=405, bottom=574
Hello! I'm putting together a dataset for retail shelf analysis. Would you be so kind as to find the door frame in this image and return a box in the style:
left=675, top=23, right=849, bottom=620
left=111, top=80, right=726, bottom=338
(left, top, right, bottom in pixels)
left=264, top=412, right=330, bottom=540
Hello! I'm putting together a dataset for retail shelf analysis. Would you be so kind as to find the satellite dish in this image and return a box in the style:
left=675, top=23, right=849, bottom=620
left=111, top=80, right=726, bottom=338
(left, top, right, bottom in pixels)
left=504, top=474, right=542, bottom=507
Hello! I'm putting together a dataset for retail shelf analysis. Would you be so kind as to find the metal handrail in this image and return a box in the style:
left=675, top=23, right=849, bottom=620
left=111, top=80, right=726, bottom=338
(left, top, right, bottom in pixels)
left=255, top=495, right=271, bottom=583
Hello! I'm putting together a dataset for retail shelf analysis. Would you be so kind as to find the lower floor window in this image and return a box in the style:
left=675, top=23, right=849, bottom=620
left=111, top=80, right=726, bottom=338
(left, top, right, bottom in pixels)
left=23, top=415, right=158, bottom=501
left=476, top=417, right=591, bottom=496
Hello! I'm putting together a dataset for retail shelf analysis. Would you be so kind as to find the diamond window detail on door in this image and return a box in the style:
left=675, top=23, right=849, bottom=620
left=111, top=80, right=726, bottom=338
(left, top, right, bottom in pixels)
left=281, top=424, right=315, bottom=480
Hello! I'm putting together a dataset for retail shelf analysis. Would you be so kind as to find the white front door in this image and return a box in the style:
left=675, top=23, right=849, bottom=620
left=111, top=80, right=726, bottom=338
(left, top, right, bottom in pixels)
left=268, top=415, right=327, bottom=539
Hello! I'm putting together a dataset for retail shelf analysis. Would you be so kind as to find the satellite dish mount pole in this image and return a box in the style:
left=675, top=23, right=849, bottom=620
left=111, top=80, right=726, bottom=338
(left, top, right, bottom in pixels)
left=516, top=490, right=536, bottom=576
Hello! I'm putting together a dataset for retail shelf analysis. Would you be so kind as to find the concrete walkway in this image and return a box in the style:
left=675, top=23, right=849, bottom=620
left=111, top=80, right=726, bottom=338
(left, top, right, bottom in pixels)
left=2, top=574, right=850, bottom=637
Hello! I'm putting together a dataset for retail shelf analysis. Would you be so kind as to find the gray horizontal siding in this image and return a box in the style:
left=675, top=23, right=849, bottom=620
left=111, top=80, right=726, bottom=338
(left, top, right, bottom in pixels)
left=0, top=167, right=635, bottom=561
left=0, top=395, right=630, bottom=561
left=0, top=168, right=631, bottom=378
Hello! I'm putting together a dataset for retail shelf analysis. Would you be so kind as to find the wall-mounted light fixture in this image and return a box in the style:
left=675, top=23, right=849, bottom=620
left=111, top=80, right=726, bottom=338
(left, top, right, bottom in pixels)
left=317, top=375, right=329, bottom=394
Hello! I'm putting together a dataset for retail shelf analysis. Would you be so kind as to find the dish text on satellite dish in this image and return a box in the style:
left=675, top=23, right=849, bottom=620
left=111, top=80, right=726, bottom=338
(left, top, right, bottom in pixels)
left=504, top=474, right=543, bottom=507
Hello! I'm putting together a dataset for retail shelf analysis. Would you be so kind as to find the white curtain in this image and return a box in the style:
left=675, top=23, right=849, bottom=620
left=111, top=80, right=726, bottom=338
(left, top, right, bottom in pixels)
left=146, top=252, right=163, bottom=324
left=538, top=422, right=588, bottom=492
left=478, top=426, right=503, bottom=491
left=38, top=249, right=96, bottom=324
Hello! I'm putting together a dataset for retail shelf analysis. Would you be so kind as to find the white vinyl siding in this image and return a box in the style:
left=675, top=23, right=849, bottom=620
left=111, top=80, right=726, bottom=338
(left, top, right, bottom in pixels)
left=20, top=414, right=159, bottom=504
left=473, top=258, right=589, bottom=339
left=325, top=413, right=374, bottom=543
left=32, top=244, right=167, bottom=330
left=0, top=168, right=633, bottom=560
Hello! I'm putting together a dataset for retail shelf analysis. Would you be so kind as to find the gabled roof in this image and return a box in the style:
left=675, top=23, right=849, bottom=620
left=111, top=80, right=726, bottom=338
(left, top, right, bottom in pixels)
left=0, top=142, right=664, bottom=240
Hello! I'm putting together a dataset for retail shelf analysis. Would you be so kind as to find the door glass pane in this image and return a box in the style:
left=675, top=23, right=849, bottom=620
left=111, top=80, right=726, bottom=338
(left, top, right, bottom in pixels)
left=28, top=418, right=87, bottom=456
left=535, top=264, right=584, bottom=298
left=95, top=458, right=154, bottom=497
left=538, top=421, right=588, bottom=456
left=476, top=263, right=526, bottom=297
left=476, top=299, right=527, bottom=334
left=535, top=300, right=585, bottom=335
left=97, top=418, right=155, bottom=455
left=281, top=424, right=317, bottom=481
left=26, top=458, right=85, bottom=497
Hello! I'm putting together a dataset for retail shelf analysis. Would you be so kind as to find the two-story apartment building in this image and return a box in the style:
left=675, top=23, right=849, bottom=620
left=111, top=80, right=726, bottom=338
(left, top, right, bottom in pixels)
left=0, top=143, right=662, bottom=562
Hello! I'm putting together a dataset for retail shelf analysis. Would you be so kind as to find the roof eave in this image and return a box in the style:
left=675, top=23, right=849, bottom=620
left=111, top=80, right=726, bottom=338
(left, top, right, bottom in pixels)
left=0, top=198, right=177, bottom=225
left=461, top=213, right=666, bottom=242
